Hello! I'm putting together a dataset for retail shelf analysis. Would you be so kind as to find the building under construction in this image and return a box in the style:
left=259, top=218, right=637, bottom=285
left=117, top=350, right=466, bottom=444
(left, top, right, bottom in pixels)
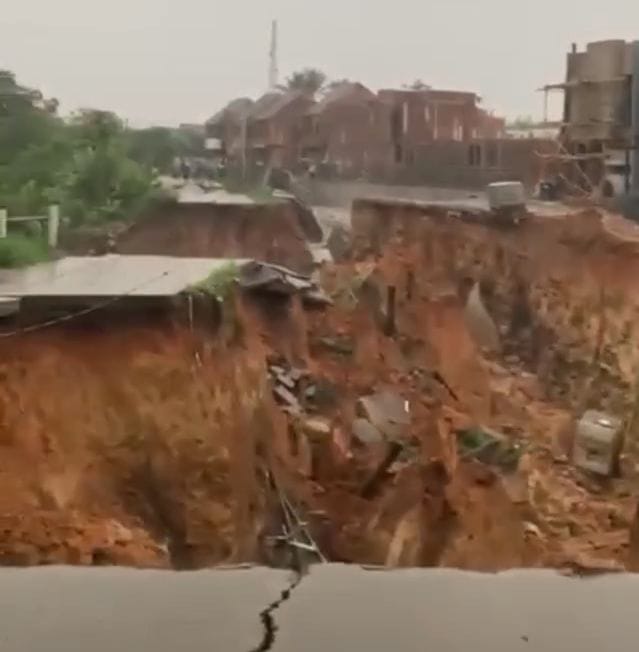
left=543, top=39, right=639, bottom=199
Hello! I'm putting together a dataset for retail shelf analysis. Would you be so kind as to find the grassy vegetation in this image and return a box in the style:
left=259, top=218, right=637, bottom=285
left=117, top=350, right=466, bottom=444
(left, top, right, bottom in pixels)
left=192, top=262, right=240, bottom=300
left=0, top=234, right=49, bottom=268
left=246, top=186, right=277, bottom=204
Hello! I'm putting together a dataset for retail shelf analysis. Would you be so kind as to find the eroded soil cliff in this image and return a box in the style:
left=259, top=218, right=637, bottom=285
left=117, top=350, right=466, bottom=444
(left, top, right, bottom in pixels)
left=1, top=199, right=639, bottom=572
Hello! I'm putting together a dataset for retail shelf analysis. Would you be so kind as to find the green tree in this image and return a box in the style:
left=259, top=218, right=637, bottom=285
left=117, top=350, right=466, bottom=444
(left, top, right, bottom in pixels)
left=284, top=68, right=327, bottom=96
left=60, top=110, right=156, bottom=224
left=69, top=109, right=125, bottom=146
left=0, top=72, right=159, bottom=232
left=508, top=115, right=537, bottom=130
left=0, top=70, right=41, bottom=113
left=126, top=127, right=179, bottom=172
left=403, top=79, right=431, bottom=91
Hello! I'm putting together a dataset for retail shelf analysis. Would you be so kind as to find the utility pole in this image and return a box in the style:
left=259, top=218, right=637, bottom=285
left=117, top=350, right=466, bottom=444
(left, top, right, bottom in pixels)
left=268, top=19, right=279, bottom=91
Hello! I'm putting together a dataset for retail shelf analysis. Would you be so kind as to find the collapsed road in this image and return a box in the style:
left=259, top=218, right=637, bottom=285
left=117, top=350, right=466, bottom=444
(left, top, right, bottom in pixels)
left=0, top=195, right=639, bottom=574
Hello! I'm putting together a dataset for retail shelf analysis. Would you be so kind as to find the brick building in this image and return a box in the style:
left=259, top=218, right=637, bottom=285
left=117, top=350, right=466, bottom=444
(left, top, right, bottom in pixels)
left=477, top=108, right=506, bottom=139
left=411, top=138, right=555, bottom=189
left=299, top=82, right=389, bottom=176
left=246, top=90, right=314, bottom=168
left=206, top=83, right=509, bottom=183
left=205, top=97, right=253, bottom=159
left=377, top=88, right=504, bottom=166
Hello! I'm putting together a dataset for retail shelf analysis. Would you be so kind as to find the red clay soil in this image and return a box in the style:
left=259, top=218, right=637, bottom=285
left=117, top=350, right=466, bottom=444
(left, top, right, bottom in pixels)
left=264, top=251, right=636, bottom=572
left=116, top=202, right=314, bottom=273
left=0, top=318, right=283, bottom=568
left=1, top=200, right=639, bottom=572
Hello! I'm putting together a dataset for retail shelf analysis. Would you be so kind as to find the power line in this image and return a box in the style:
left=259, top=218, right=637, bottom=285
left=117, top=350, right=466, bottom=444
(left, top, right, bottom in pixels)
left=0, top=270, right=171, bottom=339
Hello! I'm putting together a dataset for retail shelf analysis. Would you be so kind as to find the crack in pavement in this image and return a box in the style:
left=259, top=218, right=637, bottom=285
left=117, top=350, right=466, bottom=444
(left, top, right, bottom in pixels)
left=249, top=572, right=303, bottom=652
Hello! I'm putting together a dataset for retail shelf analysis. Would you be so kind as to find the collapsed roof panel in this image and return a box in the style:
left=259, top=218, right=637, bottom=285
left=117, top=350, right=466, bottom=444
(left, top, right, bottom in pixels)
left=0, top=255, right=250, bottom=299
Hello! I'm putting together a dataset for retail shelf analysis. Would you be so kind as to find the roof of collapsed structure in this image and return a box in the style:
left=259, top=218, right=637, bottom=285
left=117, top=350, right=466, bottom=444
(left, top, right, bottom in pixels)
left=0, top=255, right=328, bottom=309
left=0, top=255, right=251, bottom=299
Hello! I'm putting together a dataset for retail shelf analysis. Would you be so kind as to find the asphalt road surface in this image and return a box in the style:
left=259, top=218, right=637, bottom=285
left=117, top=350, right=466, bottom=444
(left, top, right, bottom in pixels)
left=1, top=564, right=639, bottom=651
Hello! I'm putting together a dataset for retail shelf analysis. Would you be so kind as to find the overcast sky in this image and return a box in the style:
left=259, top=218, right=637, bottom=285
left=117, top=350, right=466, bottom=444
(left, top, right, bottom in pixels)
left=2, top=0, right=638, bottom=126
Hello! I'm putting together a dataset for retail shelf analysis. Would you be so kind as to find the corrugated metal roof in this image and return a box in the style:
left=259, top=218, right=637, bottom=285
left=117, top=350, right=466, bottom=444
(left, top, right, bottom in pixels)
left=0, top=255, right=249, bottom=299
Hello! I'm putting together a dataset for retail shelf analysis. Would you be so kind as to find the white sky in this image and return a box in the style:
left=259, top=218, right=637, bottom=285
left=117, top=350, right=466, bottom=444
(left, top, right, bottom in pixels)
left=2, top=0, right=638, bottom=126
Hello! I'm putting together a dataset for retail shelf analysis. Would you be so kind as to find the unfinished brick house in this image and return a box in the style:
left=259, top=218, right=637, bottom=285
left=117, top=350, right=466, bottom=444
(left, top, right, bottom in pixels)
left=477, top=108, right=506, bottom=140
left=206, top=83, right=512, bottom=186
left=378, top=88, right=501, bottom=165
left=299, top=82, right=389, bottom=176
left=246, top=90, right=314, bottom=169
left=410, top=138, right=555, bottom=189
left=205, top=98, right=254, bottom=160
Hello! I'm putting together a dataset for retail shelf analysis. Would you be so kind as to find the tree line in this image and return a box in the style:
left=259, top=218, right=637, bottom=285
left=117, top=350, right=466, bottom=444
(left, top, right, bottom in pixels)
left=0, top=70, right=201, bottom=227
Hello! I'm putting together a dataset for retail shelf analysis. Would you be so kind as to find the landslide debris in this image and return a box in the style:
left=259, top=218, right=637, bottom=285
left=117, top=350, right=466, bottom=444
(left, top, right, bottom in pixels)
left=1, top=199, right=638, bottom=574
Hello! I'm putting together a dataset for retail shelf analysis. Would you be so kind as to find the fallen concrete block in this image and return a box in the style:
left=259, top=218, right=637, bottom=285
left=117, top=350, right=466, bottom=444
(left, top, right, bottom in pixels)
left=573, top=410, right=624, bottom=477
left=302, top=417, right=332, bottom=440
left=352, top=419, right=384, bottom=445
left=356, top=391, right=410, bottom=440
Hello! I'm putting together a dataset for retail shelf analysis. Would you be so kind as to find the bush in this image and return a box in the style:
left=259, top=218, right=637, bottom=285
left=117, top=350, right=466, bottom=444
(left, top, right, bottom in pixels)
left=0, top=234, right=49, bottom=268
left=192, top=262, right=240, bottom=300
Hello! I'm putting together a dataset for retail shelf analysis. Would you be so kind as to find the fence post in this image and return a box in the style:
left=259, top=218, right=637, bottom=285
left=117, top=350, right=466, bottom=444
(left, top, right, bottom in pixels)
left=47, top=205, right=60, bottom=248
left=0, top=209, right=7, bottom=239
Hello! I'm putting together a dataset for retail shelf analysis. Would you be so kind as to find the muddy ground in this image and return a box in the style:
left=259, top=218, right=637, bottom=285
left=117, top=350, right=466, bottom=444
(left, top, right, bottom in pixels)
left=1, top=199, right=639, bottom=572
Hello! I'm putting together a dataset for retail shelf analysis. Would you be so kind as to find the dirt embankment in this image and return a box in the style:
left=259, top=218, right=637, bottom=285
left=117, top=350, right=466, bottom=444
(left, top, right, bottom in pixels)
left=116, top=203, right=314, bottom=273
left=0, top=312, right=284, bottom=568
left=2, top=199, right=639, bottom=572
left=265, top=200, right=639, bottom=572
left=352, top=199, right=639, bottom=413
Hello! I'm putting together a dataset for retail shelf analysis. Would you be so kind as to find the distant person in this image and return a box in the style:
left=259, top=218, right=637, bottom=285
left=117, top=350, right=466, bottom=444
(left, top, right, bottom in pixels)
left=181, top=159, right=191, bottom=180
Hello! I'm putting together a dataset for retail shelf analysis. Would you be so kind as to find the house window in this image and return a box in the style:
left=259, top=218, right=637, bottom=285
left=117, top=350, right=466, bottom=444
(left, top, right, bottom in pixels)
left=394, top=144, right=404, bottom=164
left=468, top=144, right=482, bottom=167
left=453, top=118, right=463, bottom=142
left=424, top=106, right=431, bottom=123
left=485, top=142, right=499, bottom=168
left=402, top=102, right=409, bottom=134
left=433, top=105, right=439, bottom=140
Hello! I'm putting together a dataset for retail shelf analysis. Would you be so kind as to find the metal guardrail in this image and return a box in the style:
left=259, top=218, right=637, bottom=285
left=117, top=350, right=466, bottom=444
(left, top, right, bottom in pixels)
left=0, top=205, right=60, bottom=247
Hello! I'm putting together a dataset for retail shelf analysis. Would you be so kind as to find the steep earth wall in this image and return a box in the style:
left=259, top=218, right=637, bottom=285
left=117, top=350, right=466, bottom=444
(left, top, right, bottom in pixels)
left=0, top=314, right=283, bottom=568
left=351, top=199, right=639, bottom=415
left=3, top=200, right=638, bottom=572
left=116, top=202, right=314, bottom=273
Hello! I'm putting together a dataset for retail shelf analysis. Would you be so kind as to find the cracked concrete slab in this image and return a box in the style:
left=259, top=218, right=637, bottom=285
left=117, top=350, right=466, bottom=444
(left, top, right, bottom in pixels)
left=272, top=564, right=639, bottom=652
left=4, top=565, right=639, bottom=651
left=0, top=566, right=291, bottom=652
